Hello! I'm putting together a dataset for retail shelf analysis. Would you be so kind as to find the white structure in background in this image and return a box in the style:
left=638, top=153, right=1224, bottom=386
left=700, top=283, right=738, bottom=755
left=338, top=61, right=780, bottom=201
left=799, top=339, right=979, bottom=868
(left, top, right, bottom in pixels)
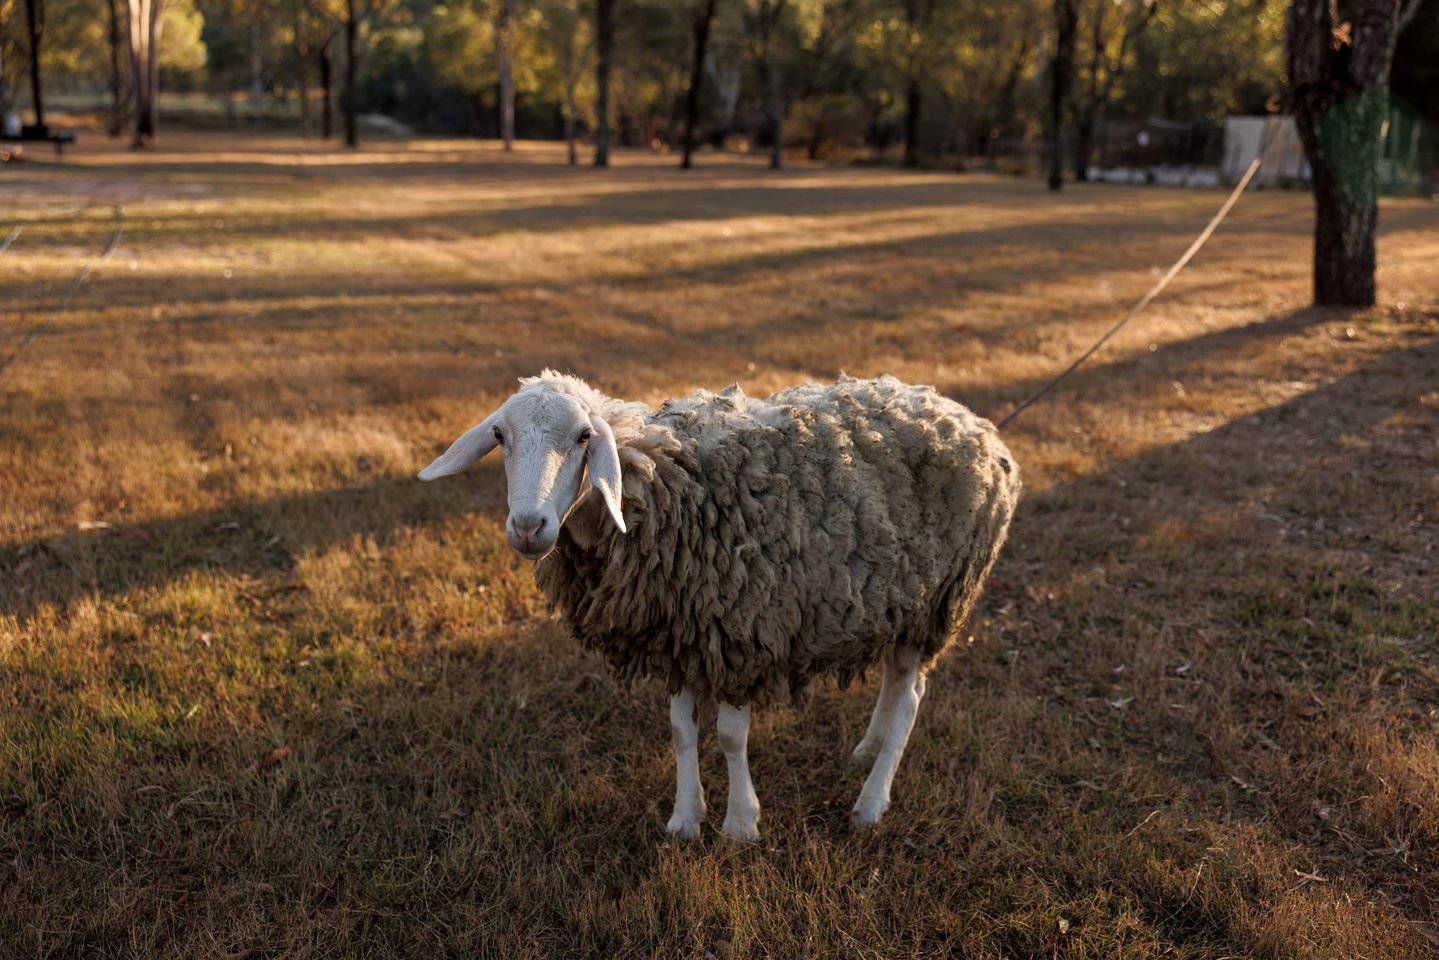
left=1223, top=115, right=1309, bottom=186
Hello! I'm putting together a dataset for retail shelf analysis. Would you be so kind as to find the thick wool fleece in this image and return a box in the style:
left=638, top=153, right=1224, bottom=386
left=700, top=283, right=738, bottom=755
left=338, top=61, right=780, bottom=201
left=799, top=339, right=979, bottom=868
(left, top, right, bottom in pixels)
left=533, top=373, right=1021, bottom=707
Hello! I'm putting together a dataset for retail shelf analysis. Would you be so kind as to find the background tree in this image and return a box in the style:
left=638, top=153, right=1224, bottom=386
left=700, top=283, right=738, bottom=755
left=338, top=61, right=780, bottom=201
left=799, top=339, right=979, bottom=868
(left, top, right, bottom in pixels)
left=21, top=0, right=41, bottom=129
left=592, top=0, right=611, bottom=163
left=1070, top=0, right=1157, bottom=180
left=536, top=0, right=588, bottom=163
left=1048, top=0, right=1076, bottom=189
left=105, top=0, right=126, bottom=135
left=1286, top=0, right=1418, bottom=306
left=127, top=0, right=163, bottom=144
left=746, top=0, right=785, bottom=168
left=494, top=0, right=515, bottom=148
left=680, top=0, right=717, bottom=167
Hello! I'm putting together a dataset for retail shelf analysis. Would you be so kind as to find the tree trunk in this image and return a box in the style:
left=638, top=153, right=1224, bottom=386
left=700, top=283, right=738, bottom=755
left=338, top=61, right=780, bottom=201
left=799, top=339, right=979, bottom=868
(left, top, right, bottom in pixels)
left=250, top=22, right=264, bottom=126
left=495, top=0, right=515, bottom=149
left=1286, top=0, right=1404, bottom=306
left=902, top=78, right=921, bottom=167
left=593, top=0, right=614, bottom=166
left=564, top=75, right=577, bottom=164
left=681, top=0, right=718, bottom=169
left=319, top=36, right=333, bottom=140
left=344, top=0, right=358, bottom=148
left=1072, top=111, right=1096, bottom=181
left=296, top=13, right=311, bottom=138
left=106, top=0, right=126, bottom=137
left=0, top=38, right=8, bottom=129
left=759, top=0, right=784, bottom=170
left=1048, top=0, right=1077, bottom=190
left=23, top=0, right=44, bottom=131
left=127, top=0, right=163, bottom=146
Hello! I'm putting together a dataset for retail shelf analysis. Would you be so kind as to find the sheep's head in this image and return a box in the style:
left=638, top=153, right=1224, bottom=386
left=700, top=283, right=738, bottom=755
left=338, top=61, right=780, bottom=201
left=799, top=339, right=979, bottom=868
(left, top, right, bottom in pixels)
left=417, top=380, right=626, bottom=560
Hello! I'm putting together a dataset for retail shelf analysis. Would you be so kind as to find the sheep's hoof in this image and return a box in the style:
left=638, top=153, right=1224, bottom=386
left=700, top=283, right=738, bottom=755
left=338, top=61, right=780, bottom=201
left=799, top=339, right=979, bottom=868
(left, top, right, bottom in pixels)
left=666, top=813, right=703, bottom=840
left=850, top=798, right=888, bottom=828
left=721, top=817, right=760, bottom=843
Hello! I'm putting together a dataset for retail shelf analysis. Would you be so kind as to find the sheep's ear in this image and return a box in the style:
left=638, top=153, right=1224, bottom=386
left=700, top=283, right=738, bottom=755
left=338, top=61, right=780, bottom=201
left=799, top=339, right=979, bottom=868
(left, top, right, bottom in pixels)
left=586, top=414, right=627, bottom=533
left=418, top=411, right=501, bottom=480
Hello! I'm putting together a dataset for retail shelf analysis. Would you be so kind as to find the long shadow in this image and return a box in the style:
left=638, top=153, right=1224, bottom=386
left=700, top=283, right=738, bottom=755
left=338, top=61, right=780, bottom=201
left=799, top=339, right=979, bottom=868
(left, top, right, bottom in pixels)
left=0, top=465, right=506, bottom=622
left=10, top=212, right=1264, bottom=321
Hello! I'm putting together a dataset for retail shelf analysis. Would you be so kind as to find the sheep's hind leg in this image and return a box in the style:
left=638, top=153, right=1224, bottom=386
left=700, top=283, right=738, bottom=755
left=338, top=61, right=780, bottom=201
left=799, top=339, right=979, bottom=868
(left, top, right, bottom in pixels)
left=666, top=687, right=706, bottom=839
left=850, top=654, right=902, bottom=768
left=716, top=702, right=760, bottom=842
left=851, top=646, right=926, bottom=828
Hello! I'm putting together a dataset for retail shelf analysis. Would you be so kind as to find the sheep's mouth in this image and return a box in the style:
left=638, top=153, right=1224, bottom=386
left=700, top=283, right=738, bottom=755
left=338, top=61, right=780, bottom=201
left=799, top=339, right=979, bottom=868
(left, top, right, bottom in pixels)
left=515, top=545, right=554, bottom=562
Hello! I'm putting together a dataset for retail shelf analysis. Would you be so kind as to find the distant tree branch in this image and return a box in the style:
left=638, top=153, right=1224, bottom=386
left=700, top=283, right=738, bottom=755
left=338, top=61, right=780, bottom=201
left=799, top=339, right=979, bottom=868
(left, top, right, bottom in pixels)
left=1396, top=0, right=1421, bottom=34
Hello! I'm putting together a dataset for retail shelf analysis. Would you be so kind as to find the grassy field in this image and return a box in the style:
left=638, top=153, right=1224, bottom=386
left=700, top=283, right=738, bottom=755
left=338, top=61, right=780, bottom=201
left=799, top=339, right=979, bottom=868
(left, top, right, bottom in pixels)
left=2, top=133, right=1437, bottom=959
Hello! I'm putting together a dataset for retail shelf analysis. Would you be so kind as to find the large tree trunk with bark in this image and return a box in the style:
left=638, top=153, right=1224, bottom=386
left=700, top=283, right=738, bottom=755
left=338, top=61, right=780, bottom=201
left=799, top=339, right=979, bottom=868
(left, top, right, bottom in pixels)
left=681, top=0, right=718, bottom=169
left=593, top=0, right=614, bottom=165
left=1048, top=0, right=1077, bottom=190
left=343, top=0, right=358, bottom=147
left=127, top=0, right=163, bottom=146
left=1286, top=0, right=1407, bottom=306
left=23, top=0, right=44, bottom=131
left=495, top=0, right=515, bottom=149
left=106, top=0, right=126, bottom=136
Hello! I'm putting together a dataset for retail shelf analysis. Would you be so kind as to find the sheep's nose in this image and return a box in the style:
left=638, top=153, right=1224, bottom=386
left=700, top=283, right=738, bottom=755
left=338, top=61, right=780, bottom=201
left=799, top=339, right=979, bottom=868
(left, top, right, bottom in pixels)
left=511, top=514, right=547, bottom=544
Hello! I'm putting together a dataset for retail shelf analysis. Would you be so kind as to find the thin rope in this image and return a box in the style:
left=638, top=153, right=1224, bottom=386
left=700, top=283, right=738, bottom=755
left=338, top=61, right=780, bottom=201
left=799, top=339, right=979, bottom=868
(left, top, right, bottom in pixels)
left=0, top=205, right=126, bottom=378
left=996, top=121, right=1284, bottom=429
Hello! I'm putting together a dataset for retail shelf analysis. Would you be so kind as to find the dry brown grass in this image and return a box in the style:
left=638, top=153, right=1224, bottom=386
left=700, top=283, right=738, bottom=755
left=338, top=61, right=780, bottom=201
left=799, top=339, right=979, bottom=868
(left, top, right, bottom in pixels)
left=2, top=133, right=1437, bottom=959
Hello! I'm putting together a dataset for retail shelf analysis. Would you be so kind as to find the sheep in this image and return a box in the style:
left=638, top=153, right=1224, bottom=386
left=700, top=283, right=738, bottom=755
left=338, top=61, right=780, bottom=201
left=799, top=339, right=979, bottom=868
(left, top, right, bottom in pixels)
left=418, top=370, right=1020, bottom=840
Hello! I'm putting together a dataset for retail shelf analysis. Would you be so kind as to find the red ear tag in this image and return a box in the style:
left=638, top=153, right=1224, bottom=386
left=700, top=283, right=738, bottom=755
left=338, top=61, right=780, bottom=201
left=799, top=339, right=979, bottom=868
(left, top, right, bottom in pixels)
left=620, top=498, right=625, bottom=513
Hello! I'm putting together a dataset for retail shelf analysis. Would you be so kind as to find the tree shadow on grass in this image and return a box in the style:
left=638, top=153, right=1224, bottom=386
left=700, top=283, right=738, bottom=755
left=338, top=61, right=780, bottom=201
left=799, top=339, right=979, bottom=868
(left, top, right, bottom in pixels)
left=0, top=304, right=1369, bottom=626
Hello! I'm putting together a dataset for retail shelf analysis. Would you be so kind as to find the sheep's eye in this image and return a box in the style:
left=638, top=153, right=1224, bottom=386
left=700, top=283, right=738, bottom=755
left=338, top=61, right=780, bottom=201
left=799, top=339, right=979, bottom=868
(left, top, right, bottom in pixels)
left=577, top=429, right=592, bottom=445
left=492, top=426, right=504, bottom=445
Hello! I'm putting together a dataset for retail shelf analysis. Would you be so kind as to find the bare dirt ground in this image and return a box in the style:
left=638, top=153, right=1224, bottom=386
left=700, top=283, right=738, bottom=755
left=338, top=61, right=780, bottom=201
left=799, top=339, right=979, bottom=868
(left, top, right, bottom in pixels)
left=2, top=133, right=1437, bottom=958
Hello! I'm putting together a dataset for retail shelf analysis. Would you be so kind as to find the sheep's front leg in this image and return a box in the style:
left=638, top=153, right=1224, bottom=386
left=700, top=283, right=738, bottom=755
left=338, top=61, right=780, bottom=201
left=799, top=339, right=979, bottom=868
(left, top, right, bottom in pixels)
left=716, top=702, right=760, bottom=842
left=850, top=655, right=902, bottom=767
left=666, top=687, right=706, bottom=839
left=852, top=646, right=926, bottom=827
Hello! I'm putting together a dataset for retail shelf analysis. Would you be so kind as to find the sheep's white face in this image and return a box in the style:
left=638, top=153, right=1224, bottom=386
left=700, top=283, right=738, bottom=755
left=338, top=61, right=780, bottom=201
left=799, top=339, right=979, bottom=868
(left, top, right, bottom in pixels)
left=418, top=387, right=627, bottom=560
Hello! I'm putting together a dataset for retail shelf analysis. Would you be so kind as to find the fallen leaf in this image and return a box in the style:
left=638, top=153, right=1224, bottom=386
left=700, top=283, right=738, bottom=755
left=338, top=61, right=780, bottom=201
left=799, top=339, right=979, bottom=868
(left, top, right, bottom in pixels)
left=264, top=746, right=291, bottom=767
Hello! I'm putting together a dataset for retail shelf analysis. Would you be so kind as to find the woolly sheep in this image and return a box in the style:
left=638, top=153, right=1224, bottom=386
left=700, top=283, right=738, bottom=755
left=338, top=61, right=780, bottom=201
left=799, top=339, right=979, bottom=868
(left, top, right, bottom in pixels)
left=419, top=371, right=1020, bottom=840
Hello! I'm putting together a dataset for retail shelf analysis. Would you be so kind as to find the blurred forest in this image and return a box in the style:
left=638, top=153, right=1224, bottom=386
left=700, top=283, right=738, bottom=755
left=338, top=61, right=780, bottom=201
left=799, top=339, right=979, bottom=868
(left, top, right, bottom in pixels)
left=0, top=0, right=1434, bottom=167
left=0, top=0, right=1299, bottom=159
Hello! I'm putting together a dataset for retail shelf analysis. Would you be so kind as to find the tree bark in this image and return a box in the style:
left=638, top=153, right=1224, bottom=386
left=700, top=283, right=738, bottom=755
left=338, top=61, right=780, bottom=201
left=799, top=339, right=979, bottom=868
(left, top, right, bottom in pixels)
left=1286, top=0, right=1403, bottom=306
left=758, top=0, right=785, bottom=170
left=106, top=0, right=126, bottom=137
left=1048, top=0, right=1077, bottom=190
left=250, top=21, right=264, bottom=126
left=344, top=0, right=358, bottom=147
left=295, top=10, right=311, bottom=138
left=495, top=0, right=515, bottom=149
left=593, top=0, right=614, bottom=165
left=127, top=0, right=163, bottom=146
left=902, top=78, right=921, bottom=167
left=680, top=0, right=718, bottom=169
left=319, top=34, right=334, bottom=140
left=1073, top=112, right=1096, bottom=181
left=23, top=0, right=44, bottom=131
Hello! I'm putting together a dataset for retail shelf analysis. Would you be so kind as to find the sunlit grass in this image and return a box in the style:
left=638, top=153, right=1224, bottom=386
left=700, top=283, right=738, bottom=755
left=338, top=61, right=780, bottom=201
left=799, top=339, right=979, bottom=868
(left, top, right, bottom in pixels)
left=1, top=132, right=1437, bottom=958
